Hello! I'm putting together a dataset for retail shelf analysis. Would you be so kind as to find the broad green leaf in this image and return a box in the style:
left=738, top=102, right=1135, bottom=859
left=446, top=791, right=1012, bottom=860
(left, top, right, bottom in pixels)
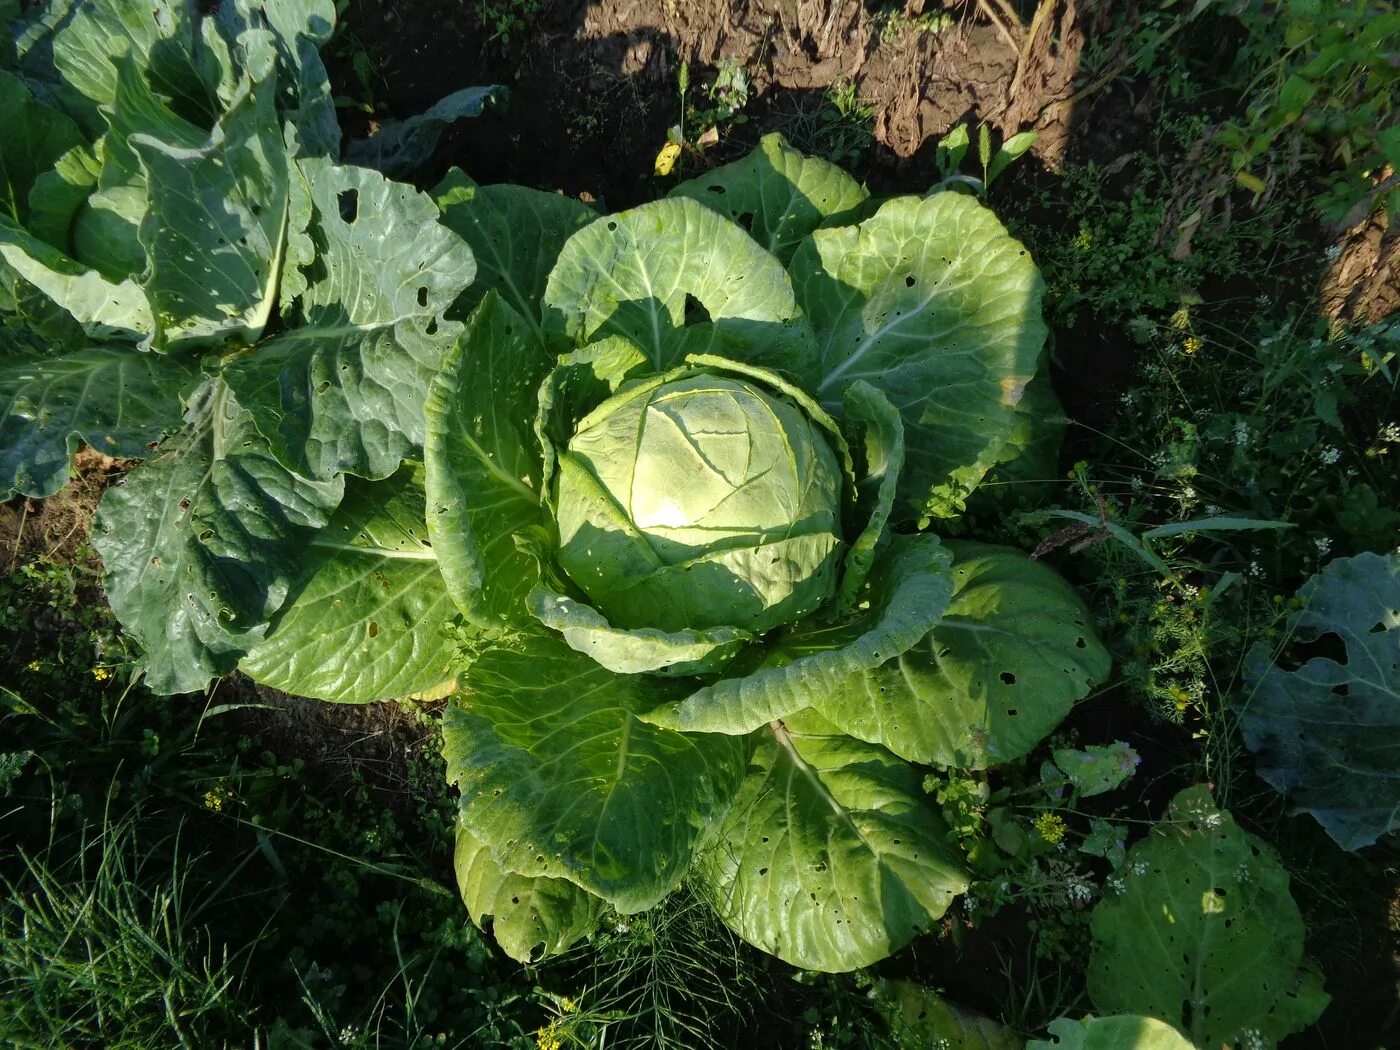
left=644, top=534, right=954, bottom=735
left=71, top=185, right=146, bottom=281
left=0, top=70, right=84, bottom=224
left=964, top=370, right=1064, bottom=515
left=527, top=586, right=749, bottom=676
left=442, top=632, right=746, bottom=912
left=669, top=132, right=870, bottom=262
left=836, top=379, right=903, bottom=608
left=29, top=0, right=227, bottom=133
left=1087, top=786, right=1329, bottom=1047
left=454, top=821, right=600, bottom=963
left=1027, top=1015, right=1195, bottom=1050
left=869, top=980, right=1019, bottom=1050
left=813, top=541, right=1109, bottom=769
left=345, top=85, right=506, bottom=179
left=542, top=196, right=819, bottom=382
left=433, top=171, right=597, bottom=339
left=792, top=192, right=1046, bottom=521
left=94, top=380, right=343, bottom=694
left=214, top=0, right=341, bottom=156
left=0, top=344, right=190, bottom=498
left=131, top=37, right=289, bottom=349
left=0, top=213, right=152, bottom=339
left=26, top=144, right=101, bottom=249
left=239, top=466, right=458, bottom=703
left=701, top=709, right=967, bottom=972
left=1237, top=552, right=1400, bottom=851
left=222, top=158, right=476, bottom=481
left=423, top=292, right=548, bottom=627
left=1050, top=742, right=1139, bottom=798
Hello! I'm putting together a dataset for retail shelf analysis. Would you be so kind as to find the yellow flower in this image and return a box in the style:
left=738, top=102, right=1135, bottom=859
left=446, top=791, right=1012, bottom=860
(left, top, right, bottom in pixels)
left=1182, top=336, right=1202, bottom=355
left=26, top=660, right=42, bottom=672
left=558, top=997, right=577, bottom=1014
left=202, top=790, right=225, bottom=813
left=1034, top=812, right=1067, bottom=844
left=1072, top=226, right=1093, bottom=251
left=535, top=1022, right=563, bottom=1050
left=654, top=141, right=682, bottom=177
left=1170, top=305, right=1191, bottom=331
left=91, top=666, right=111, bottom=682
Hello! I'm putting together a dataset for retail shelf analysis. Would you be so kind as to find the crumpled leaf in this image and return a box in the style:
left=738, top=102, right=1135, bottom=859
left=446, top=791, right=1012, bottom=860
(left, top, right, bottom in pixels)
left=454, top=820, right=601, bottom=963
left=1237, top=551, right=1400, bottom=851
left=869, top=980, right=1019, bottom=1050
left=94, top=380, right=343, bottom=694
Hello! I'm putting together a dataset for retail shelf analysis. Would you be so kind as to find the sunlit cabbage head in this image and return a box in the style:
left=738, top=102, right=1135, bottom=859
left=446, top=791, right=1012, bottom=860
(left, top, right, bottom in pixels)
left=554, top=372, right=844, bottom=635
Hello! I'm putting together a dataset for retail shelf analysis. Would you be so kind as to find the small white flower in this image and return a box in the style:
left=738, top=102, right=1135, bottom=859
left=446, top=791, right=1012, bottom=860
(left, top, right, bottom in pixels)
left=1130, top=860, right=1148, bottom=876
left=1379, top=422, right=1400, bottom=444
left=1249, top=560, right=1265, bottom=579
left=1319, top=446, right=1341, bottom=465
left=1314, top=536, right=1332, bottom=556
left=1233, top=419, right=1251, bottom=447
left=1107, top=875, right=1126, bottom=895
left=1323, top=244, right=1343, bottom=261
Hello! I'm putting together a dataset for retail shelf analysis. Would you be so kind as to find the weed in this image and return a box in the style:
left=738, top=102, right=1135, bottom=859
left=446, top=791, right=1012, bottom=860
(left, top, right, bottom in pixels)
left=773, top=79, right=877, bottom=168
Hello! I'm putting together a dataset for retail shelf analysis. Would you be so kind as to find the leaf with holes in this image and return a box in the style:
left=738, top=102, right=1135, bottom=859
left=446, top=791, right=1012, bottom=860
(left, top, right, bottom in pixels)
left=700, top=709, right=967, bottom=972
left=453, top=820, right=601, bottom=963
left=239, top=464, right=458, bottom=703
left=808, top=541, right=1109, bottom=769
left=791, top=192, right=1047, bottom=521
left=1237, top=551, right=1400, bottom=851
left=1087, top=786, right=1329, bottom=1047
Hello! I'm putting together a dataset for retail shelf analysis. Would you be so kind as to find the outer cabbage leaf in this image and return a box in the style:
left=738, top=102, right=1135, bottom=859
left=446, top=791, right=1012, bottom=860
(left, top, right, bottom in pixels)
left=869, top=981, right=1018, bottom=1050
left=542, top=196, right=819, bottom=382
left=1237, top=551, right=1400, bottom=851
left=442, top=632, right=747, bottom=912
left=133, top=34, right=290, bottom=349
left=454, top=821, right=601, bottom=964
left=644, top=534, right=954, bottom=735
left=21, top=0, right=227, bottom=133
left=700, top=709, right=967, bottom=972
left=0, top=70, right=84, bottom=223
left=811, top=542, right=1109, bottom=769
left=1087, top=786, right=1329, bottom=1048
left=214, top=0, right=340, bottom=156
left=0, top=213, right=152, bottom=338
left=963, top=370, right=1065, bottom=516
left=423, top=292, right=548, bottom=627
left=791, top=192, right=1046, bottom=521
left=344, top=85, right=506, bottom=179
left=433, top=171, right=597, bottom=339
left=239, top=465, right=458, bottom=703
left=93, top=380, right=343, bottom=694
left=0, top=342, right=190, bottom=498
left=1027, top=1015, right=1196, bottom=1050
left=669, top=132, right=870, bottom=263
left=222, top=158, right=476, bottom=481
left=527, top=586, right=750, bottom=676
left=836, top=379, right=904, bottom=608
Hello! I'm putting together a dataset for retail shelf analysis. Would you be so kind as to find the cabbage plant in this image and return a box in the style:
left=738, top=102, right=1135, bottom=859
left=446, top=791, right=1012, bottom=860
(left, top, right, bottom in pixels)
left=409, top=139, right=1112, bottom=972
left=3, top=14, right=1111, bottom=970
